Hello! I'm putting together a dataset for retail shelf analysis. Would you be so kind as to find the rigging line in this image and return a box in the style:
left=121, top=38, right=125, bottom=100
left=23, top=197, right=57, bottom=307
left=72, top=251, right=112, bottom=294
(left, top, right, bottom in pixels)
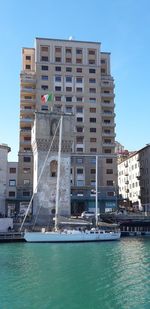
left=20, top=117, right=61, bottom=232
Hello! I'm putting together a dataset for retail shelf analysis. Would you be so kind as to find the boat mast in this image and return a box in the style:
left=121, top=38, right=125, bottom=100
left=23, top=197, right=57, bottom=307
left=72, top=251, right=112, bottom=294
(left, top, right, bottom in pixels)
left=55, top=115, right=63, bottom=230
left=95, top=155, right=98, bottom=227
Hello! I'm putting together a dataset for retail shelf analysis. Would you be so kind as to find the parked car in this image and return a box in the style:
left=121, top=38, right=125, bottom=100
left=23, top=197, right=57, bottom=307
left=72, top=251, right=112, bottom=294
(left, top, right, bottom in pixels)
left=81, top=211, right=95, bottom=219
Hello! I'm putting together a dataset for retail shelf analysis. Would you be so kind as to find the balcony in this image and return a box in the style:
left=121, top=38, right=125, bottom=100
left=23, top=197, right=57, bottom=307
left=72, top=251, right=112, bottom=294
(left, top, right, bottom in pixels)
left=101, top=92, right=115, bottom=99
left=102, top=132, right=116, bottom=137
left=20, top=117, right=33, bottom=123
left=20, top=73, right=36, bottom=84
left=101, top=112, right=115, bottom=117
left=102, top=122, right=116, bottom=128
left=101, top=102, right=115, bottom=108
left=101, top=80, right=114, bottom=88
left=21, top=98, right=36, bottom=104
left=21, top=87, right=36, bottom=94
left=102, top=142, right=115, bottom=147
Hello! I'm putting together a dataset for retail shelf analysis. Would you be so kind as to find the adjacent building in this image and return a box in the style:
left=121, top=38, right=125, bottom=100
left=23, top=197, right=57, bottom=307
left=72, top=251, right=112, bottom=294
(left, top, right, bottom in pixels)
left=0, top=144, right=11, bottom=215
left=18, top=37, right=117, bottom=216
left=118, top=144, right=150, bottom=211
left=6, top=162, right=18, bottom=217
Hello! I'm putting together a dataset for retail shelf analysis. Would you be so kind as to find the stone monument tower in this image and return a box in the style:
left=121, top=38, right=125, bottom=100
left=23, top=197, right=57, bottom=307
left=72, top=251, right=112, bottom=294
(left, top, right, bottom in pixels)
left=32, top=112, right=74, bottom=225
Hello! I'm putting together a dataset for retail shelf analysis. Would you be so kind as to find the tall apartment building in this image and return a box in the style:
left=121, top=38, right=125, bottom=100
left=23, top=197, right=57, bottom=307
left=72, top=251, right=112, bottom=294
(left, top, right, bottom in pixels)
left=18, top=37, right=117, bottom=215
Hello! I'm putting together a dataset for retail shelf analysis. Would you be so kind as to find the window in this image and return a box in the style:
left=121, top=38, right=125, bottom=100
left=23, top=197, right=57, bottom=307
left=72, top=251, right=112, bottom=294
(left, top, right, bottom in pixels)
left=66, top=106, right=72, bottom=113
left=77, top=168, right=83, bottom=174
left=90, top=138, right=97, bottom=142
left=26, top=65, right=31, bottom=69
left=24, top=96, right=32, bottom=99
left=76, top=68, right=82, bottom=73
left=107, top=192, right=114, bottom=197
left=104, top=149, right=111, bottom=153
left=23, top=191, right=30, bottom=197
left=66, top=58, right=72, bottom=63
left=9, top=180, right=16, bottom=186
left=76, top=136, right=84, bottom=143
left=24, top=180, right=30, bottom=185
left=41, top=46, right=48, bottom=52
left=55, top=86, right=61, bottom=91
left=9, top=168, right=16, bottom=174
left=76, top=77, right=83, bottom=83
left=76, top=97, right=83, bottom=102
left=89, top=98, right=96, bottom=103
left=23, top=156, right=31, bottom=162
left=107, top=180, right=113, bottom=186
left=104, top=119, right=110, bottom=124
left=106, top=169, right=113, bottom=174
left=23, top=168, right=31, bottom=174
left=104, top=139, right=111, bottom=144
left=55, top=57, right=61, bottom=62
left=76, top=87, right=82, bottom=92
left=89, top=68, right=96, bottom=73
left=66, top=97, right=72, bottom=102
left=50, top=160, right=57, bottom=177
left=91, top=158, right=96, bottom=164
left=55, top=76, right=61, bottom=82
left=41, top=56, right=48, bottom=61
left=76, top=148, right=83, bottom=152
left=76, top=58, right=82, bottom=64
left=26, top=56, right=31, bottom=60
left=24, top=147, right=31, bottom=151
left=76, top=126, right=83, bottom=132
left=24, top=136, right=31, bottom=141
left=76, top=158, right=83, bottom=164
left=55, top=47, right=61, bottom=53
left=106, top=158, right=113, bottom=164
left=66, top=87, right=72, bottom=92
left=90, top=169, right=96, bottom=174
left=77, top=117, right=83, bottom=122
left=66, top=48, right=72, bottom=54
left=77, top=180, right=84, bottom=186
left=66, top=76, right=72, bottom=82
left=41, top=105, right=48, bottom=111
left=89, top=60, right=95, bottom=65
left=101, top=59, right=106, bottom=64
left=76, top=106, right=83, bottom=113
left=66, top=67, right=72, bottom=72
left=41, top=75, right=48, bottom=80
left=90, top=118, right=96, bottom=123
left=89, top=78, right=96, bottom=83
left=55, top=96, right=61, bottom=102
left=90, top=148, right=97, bottom=152
left=88, top=50, right=96, bottom=55
left=101, top=69, right=106, bottom=74
left=89, top=108, right=96, bottom=113
left=9, top=191, right=15, bottom=197
left=41, top=85, right=48, bottom=90
left=55, top=66, right=61, bottom=71
left=91, top=180, right=96, bottom=186
left=89, top=88, right=96, bottom=93
left=76, top=49, right=82, bottom=54
left=41, top=65, right=48, bottom=70
left=90, top=128, right=96, bottom=132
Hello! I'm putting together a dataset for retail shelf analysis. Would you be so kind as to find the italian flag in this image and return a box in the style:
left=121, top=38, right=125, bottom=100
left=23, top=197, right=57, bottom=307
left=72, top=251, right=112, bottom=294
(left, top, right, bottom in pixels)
left=41, top=93, right=53, bottom=103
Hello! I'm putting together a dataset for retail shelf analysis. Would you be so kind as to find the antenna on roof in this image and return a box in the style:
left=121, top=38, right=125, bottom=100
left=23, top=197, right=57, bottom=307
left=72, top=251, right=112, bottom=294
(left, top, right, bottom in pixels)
left=68, top=36, right=74, bottom=40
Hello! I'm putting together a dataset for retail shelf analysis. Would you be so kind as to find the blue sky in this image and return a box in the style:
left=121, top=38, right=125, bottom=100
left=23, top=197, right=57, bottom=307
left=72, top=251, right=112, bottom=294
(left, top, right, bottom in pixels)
left=0, top=0, right=150, bottom=161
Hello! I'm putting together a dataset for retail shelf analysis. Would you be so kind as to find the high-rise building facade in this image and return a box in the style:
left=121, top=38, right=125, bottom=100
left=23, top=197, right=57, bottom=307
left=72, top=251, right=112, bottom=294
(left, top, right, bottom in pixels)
left=18, top=37, right=117, bottom=215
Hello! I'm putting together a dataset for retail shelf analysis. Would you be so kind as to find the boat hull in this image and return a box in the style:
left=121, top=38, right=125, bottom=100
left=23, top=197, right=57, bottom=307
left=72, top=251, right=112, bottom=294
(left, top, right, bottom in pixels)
left=24, top=231, right=121, bottom=242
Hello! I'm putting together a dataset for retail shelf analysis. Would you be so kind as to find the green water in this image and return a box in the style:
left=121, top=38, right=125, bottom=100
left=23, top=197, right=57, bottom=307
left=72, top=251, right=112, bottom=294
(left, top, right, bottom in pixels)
left=0, top=238, right=150, bottom=309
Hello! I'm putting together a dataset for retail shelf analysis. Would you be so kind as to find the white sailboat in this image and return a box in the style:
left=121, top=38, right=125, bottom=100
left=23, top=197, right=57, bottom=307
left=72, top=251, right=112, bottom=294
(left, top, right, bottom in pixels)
left=23, top=114, right=121, bottom=242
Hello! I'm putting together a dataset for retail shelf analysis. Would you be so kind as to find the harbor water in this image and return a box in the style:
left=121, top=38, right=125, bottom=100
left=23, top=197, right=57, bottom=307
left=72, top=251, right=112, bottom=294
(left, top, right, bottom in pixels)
left=0, top=237, right=150, bottom=309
